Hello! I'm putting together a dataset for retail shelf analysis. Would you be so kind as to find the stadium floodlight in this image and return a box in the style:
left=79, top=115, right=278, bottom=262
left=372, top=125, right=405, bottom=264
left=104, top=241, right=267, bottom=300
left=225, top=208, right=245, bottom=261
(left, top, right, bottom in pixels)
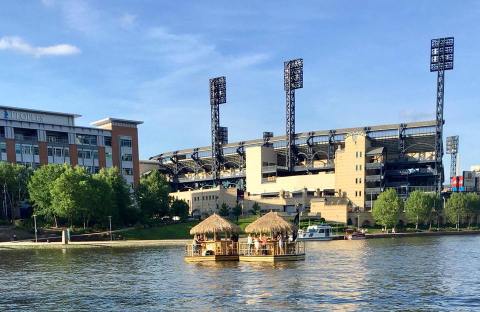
left=430, top=37, right=454, bottom=72
left=284, top=58, right=304, bottom=171
left=284, top=59, right=304, bottom=90
left=210, top=76, right=226, bottom=105
left=263, top=131, right=274, bottom=147
left=446, top=135, right=459, bottom=179
left=430, top=37, right=454, bottom=193
left=446, top=135, right=459, bottom=154
left=210, top=76, right=227, bottom=185
left=219, top=126, right=228, bottom=145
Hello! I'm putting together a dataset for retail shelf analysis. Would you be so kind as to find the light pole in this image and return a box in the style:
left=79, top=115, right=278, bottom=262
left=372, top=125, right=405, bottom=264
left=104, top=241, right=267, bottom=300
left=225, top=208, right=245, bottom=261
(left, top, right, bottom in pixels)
left=108, top=215, right=112, bottom=241
left=33, top=214, right=38, bottom=243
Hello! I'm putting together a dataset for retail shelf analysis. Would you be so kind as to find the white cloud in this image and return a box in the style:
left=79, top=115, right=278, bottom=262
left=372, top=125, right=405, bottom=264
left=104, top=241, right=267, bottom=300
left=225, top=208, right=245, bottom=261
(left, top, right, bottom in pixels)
left=120, top=13, right=137, bottom=29
left=0, top=36, right=80, bottom=57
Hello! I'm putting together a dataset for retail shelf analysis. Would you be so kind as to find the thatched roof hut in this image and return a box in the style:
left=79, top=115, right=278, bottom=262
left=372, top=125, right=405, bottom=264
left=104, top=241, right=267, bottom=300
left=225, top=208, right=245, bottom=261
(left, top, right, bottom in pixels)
left=190, top=213, right=241, bottom=236
left=245, top=211, right=295, bottom=234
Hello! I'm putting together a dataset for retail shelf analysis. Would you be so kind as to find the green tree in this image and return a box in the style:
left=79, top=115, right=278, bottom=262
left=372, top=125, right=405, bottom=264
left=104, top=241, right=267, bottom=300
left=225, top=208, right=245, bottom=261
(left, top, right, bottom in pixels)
left=427, top=193, right=442, bottom=230
left=88, top=173, right=114, bottom=227
left=445, top=193, right=468, bottom=230
left=232, top=203, right=242, bottom=221
left=95, top=168, right=136, bottom=225
left=219, top=203, right=230, bottom=217
left=51, top=166, right=91, bottom=226
left=170, top=199, right=190, bottom=220
left=465, top=193, right=480, bottom=228
left=405, top=191, right=433, bottom=230
left=250, top=202, right=261, bottom=215
left=136, top=170, right=170, bottom=219
left=0, top=163, right=31, bottom=221
left=28, top=164, right=67, bottom=226
left=372, top=188, right=403, bottom=230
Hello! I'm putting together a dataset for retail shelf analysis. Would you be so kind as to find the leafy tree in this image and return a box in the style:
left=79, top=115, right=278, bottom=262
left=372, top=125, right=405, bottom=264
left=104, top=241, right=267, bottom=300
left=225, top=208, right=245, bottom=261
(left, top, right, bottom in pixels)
left=445, top=193, right=468, bottom=230
left=170, top=199, right=190, bottom=220
left=219, top=203, right=230, bottom=217
left=405, top=191, right=433, bottom=230
left=51, top=166, right=91, bottom=226
left=232, top=203, right=242, bottom=221
left=0, top=163, right=31, bottom=220
left=88, top=173, right=114, bottom=227
left=465, top=193, right=480, bottom=228
left=96, top=168, right=136, bottom=225
left=427, top=193, right=442, bottom=230
left=136, top=170, right=170, bottom=219
left=372, top=188, right=403, bottom=230
left=250, top=202, right=261, bottom=215
left=28, top=164, right=67, bottom=226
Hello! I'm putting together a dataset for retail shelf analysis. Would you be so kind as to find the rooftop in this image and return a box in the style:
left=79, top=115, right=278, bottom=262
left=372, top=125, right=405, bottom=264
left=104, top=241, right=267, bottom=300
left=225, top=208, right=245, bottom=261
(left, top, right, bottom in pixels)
left=91, top=118, right=144, bottom=127
left=0, top=105, right=81, bottom=118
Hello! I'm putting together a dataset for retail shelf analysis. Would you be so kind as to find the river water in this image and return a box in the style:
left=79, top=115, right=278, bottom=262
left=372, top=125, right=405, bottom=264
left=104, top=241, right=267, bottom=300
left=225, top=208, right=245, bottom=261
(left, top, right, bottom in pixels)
left=1, top=235, right=479, bottom=311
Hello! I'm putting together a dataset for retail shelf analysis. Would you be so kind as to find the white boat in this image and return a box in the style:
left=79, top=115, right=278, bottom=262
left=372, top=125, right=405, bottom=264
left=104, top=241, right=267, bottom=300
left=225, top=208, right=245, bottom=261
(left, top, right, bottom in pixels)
left=297, top=224, right=334, bottom=241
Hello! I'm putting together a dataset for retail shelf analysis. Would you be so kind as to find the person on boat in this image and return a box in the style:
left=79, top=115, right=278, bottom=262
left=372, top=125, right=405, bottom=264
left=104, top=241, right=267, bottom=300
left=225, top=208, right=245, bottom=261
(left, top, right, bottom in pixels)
left=247, top=234, right=253, bottom=255
left=277, top=234, right=284, bottom=255
left=192, top=235, right=200, bottom=255
left=254, top=235, right=260, bottom=255
left=260, top=234, right=268, bottom=255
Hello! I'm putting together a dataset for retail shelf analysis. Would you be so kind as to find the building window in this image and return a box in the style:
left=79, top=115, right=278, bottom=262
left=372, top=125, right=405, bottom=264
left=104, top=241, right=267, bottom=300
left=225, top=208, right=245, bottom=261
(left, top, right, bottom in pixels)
left=0, top=142, right=6, bottom=154
left=359, top=191, right=362, bottom=196
left=122, top=168, right=133, bottom=176
left=355, top=178, right=358, bottom=184
left=121, top=154, right=133, bottom=161
left=76, top=134, right=97, bottom=146
left=356, top=151, right=358, bottom=158
left=64, top=148, right=70, bottom=157
left=359, top=152, right=362, bottom=157
left=120, top=138, right=132, bottom=147
left=48, top=147, right=53, bottom=156
left=355, top=191, right=358, bottom=197
left=359, top=178, right=362, bottom=183
left=92, top=151, right=98, bottom=159
left=104, top=136, right=112, bottom=147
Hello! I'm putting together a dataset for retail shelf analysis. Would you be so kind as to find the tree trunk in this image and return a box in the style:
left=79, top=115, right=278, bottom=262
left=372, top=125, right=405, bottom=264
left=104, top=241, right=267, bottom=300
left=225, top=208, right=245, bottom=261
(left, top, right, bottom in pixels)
left=416, top=215, right=419, bottom=230
left=54, top=216, right=58, bottom=228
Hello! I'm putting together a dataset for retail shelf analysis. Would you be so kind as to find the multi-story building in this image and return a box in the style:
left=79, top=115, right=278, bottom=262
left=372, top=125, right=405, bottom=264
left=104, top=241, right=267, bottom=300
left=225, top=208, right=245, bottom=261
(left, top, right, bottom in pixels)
left=151, top=120, right=438, bottom=224
left=0, top=106, right=142, bottom=186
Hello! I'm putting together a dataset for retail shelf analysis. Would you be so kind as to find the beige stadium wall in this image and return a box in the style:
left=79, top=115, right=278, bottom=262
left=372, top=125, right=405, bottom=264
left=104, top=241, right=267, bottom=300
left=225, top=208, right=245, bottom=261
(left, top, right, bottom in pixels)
left=334, top=133, right=369, bottom=210
left=245, top=146, right=336, bottom=195
left=170, top=187, right=238, bottom=215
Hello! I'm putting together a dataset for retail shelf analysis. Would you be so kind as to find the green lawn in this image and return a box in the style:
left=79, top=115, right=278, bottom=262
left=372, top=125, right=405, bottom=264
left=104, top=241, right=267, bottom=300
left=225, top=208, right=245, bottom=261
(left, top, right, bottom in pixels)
left=236, top=215, right=258, bottom=232
left=121, top=221, right=199, bottom=240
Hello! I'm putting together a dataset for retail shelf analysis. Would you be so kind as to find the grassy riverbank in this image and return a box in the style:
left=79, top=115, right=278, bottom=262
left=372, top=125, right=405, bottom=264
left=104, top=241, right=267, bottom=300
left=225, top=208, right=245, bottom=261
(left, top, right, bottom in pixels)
left=121, top=221, right=199, bottom=240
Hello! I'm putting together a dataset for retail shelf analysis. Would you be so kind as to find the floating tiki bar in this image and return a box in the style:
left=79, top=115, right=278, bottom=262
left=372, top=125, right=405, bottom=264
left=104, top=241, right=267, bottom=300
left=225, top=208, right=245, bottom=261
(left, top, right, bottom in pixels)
left=185, top=213, right=241, bottom=262
left=239, top=211, right=305, bottom=262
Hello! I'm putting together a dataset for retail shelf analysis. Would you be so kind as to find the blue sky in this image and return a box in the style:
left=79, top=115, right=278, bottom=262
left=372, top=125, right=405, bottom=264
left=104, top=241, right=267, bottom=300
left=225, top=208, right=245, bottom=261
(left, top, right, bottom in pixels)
left=0, top=1, right=479, bottom=170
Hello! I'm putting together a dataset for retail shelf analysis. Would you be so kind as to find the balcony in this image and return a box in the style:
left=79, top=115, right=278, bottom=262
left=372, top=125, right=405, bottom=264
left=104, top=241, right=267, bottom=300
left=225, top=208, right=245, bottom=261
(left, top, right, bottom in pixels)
left=47, top=136, right=69, bottom=145
left=366, top=162, right=383, bottom=170
left=14, top=135, right=38, bottom=143
left=365, top=175, right=382, bottom=182
left=365, top=187, right=382, bottom=195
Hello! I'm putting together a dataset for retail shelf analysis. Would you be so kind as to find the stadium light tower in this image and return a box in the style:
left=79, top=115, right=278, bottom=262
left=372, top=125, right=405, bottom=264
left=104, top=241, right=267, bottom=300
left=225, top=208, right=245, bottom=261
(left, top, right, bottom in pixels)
left=284, top=58, right=303, bottom=171
left=446, top=135, right=459, bottom=178
left=210, top=76, right=227, bottom=186
left=430, top=37, right=454, bottom=193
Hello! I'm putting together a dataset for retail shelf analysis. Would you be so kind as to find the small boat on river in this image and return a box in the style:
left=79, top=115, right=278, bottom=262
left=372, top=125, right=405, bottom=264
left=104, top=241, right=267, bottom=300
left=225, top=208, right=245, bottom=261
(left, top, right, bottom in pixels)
left=297, top=224, right=334, bottom=241
left=344, top=228, right=366, bottom=240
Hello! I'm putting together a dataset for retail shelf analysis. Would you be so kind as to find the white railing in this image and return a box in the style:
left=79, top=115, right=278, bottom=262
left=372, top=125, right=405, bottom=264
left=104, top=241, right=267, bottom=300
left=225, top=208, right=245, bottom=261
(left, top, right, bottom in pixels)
left=185, top=240, right=238, bottom=257
left=238, top=241, right=305, bottom=256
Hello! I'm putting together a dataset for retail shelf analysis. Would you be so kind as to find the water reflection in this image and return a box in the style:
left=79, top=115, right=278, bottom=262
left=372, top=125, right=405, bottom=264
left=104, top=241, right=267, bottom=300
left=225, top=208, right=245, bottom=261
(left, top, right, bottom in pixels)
left=1, top=236, right=479, bottom=311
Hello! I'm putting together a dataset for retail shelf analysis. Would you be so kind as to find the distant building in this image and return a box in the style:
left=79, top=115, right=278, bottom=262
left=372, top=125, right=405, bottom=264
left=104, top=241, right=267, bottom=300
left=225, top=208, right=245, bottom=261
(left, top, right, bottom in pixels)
left=0, top=105, right=142, bottom=186
left=150, top=120, right=439, bottom=226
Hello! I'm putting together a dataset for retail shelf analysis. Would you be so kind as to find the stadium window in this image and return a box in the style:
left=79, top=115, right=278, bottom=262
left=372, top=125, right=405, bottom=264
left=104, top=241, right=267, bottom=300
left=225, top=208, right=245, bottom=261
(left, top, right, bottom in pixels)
left=359, top=191, right=362, bottom=196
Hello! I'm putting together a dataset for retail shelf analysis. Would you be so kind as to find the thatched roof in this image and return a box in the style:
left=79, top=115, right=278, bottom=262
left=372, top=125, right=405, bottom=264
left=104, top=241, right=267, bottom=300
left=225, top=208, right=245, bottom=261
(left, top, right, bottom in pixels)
left=245, top=211, right=295, bottom=234
left=190, top=213, right=241, bottom=235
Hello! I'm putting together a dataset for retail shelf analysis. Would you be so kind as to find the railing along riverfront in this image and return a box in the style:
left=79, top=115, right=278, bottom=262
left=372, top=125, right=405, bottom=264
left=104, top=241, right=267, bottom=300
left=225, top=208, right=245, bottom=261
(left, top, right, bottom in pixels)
left=238, top=241, right=305, bottom=256
left=185, top=240, right=239, bottom=257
